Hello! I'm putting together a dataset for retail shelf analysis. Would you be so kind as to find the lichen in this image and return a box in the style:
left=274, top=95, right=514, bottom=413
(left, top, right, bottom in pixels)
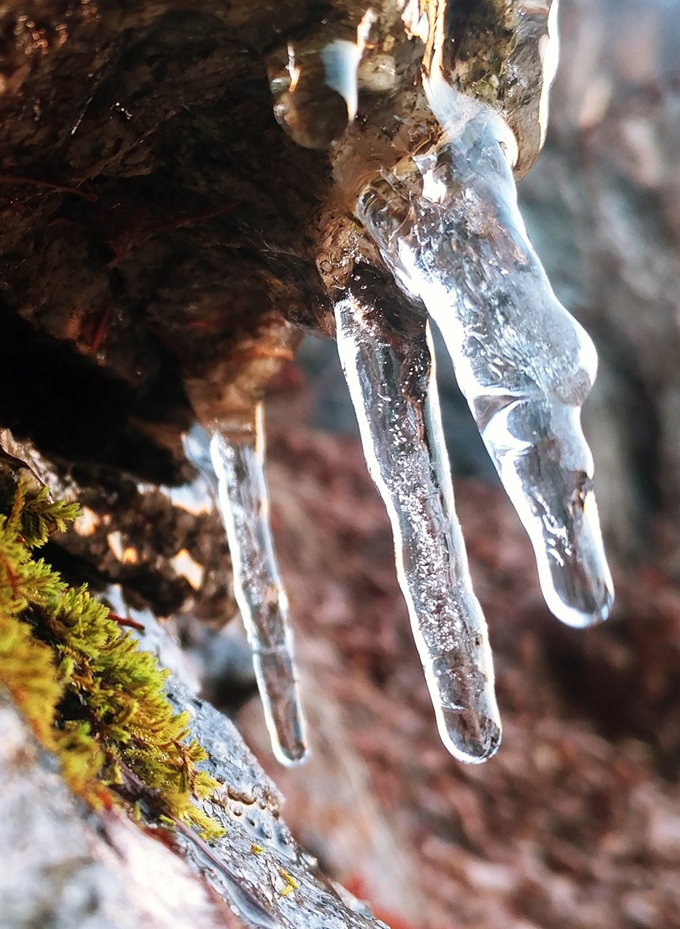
left=0, top=464, right=224, bottom=840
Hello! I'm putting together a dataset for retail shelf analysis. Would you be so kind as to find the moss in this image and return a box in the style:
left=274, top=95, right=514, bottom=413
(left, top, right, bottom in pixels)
left=0, top=463, right=224, bottom=840
left=445, top=0, right=515, bottom=102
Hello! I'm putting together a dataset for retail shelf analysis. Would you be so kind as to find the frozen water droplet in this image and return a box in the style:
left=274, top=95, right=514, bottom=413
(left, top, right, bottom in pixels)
left=184, top=412, right=308, bottom=765
left=357, top=84, right=614, bottom=628
left=440, top=706, right=501, bottom=763
left=320, top=40, right=362, bottom=122
left=258, top=822, right=273, bottom=841
left=269, top=40, right=361, bottom=149
left=334, top=270, right=500, bottom=764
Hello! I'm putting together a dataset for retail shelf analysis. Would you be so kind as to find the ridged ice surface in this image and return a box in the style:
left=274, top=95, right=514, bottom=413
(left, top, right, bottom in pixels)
left=184, top=413, right=308, bottom=766
left=334, top=276, right=500, bottom=763
left=357, top=85, right=613, bottom=629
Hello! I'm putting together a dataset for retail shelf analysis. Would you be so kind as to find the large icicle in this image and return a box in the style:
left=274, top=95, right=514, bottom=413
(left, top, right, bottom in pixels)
left=334, top=269, right=500, bottom=763
left=184, top=410, right=308, bottom=766
left=357, top=86, right=613, bottom=629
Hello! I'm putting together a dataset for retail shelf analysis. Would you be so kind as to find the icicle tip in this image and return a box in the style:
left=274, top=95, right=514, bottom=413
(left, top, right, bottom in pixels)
left=436, top=706, right=502, bottom=765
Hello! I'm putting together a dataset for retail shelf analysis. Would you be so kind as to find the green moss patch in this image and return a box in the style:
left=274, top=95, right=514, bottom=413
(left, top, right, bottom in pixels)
left=0, top=465, right=224, bottom=840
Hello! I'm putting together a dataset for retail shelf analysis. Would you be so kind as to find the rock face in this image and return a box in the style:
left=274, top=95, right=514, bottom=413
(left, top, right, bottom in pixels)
left=0, top=692, right=247, bottom=929
left=0, top=653, right=392, bottom=929
left=0, top=0, right=320, bottom=484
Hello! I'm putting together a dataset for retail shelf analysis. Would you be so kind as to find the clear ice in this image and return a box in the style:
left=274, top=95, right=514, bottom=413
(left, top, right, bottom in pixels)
left=268, top=12, right=374, bottom=149
left=270, top=39, right=361, bottom=150
left=356, top=82, right=614, bottom=629
left=334, top=270, right=501, bottom=763
left=184, top=410, right=308, bottom=766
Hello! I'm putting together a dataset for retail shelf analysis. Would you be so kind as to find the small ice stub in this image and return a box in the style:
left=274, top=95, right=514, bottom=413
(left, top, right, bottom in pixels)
left=268, top=11, right=374, bottom=150
left=184, top=412, right=308, bottom=766
left=269, top=38, right=362, bottom=150
left=334, top=269, right=500, bottom=763
left=357, top=86, right=613, bottom=629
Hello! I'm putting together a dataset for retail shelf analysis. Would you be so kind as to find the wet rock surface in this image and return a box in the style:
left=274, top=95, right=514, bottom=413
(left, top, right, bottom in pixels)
left=0, top=632, right=391, bottom=929
left=0, top=691, right=248, bottom=929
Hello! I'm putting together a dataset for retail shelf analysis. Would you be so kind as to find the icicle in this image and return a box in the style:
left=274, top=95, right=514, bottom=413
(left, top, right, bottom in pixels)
left=267, top=11, right=375, bottom=150
left=356, top=87, right=613, bottom=629
left=268, top=40, right=360, bottom=150
left=334, top=269, right=500, bottom=763
left=183, top=411, right=308, bottom=766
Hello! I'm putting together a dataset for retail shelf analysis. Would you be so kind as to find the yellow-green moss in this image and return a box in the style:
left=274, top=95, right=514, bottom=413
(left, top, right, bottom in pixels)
left=0, top=467, right=224, bottom=840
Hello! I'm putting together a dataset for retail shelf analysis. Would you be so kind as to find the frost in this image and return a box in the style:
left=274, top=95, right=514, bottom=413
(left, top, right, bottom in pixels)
left=184, top=414, right=308, bottom=767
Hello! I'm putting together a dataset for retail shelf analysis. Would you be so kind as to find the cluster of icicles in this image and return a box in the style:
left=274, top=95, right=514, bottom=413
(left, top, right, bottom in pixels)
left=185, top=43, right=614, bottom=768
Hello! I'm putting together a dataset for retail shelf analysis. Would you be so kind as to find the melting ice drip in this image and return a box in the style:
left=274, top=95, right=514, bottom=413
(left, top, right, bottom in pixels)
left=335, top=275, right=501, bottom=762
left=184, top=411, right=308, bottom=766
left=355, top=86, right=614, bottom=632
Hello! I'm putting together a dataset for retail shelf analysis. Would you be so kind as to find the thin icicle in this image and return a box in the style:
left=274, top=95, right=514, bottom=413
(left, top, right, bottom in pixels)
left=357, top=86, right=613, bottom=629
left=334, top=269, right=500, bottom=763
left=184, top=411, right=308, bottom=766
